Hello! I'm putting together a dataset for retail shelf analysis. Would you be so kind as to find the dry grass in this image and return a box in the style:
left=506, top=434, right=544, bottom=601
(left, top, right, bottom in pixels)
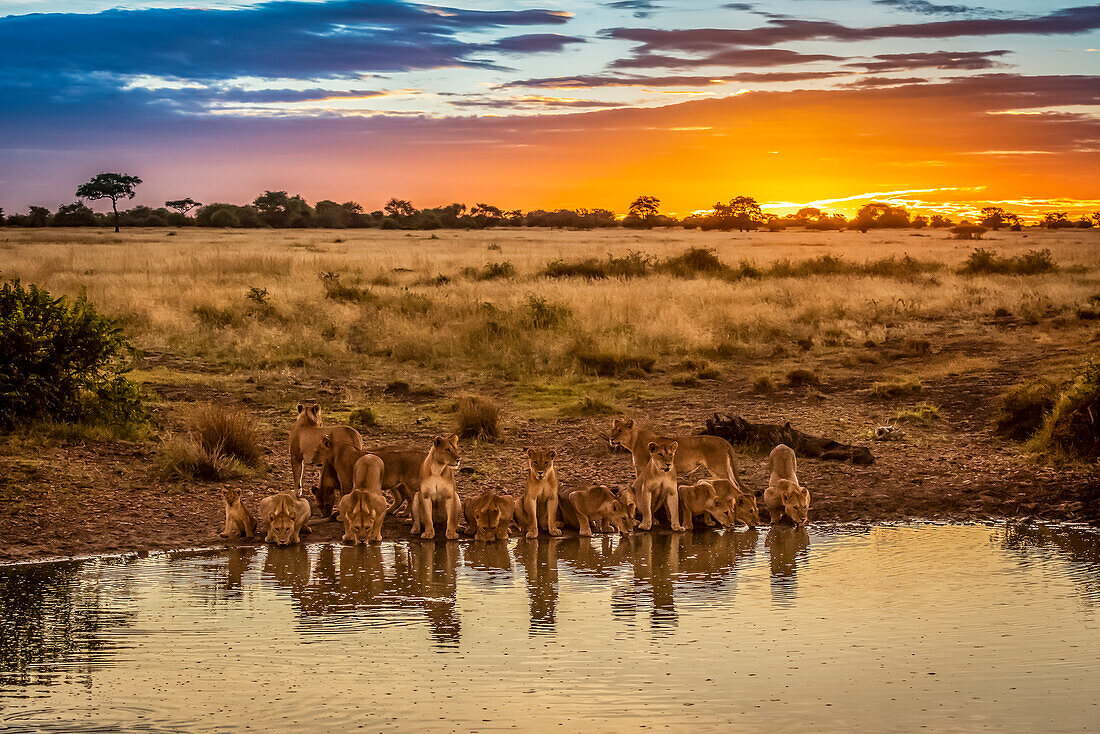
left=455, top=394, right=500, bottom=441
left=1, top=228, right=1096, bottom=381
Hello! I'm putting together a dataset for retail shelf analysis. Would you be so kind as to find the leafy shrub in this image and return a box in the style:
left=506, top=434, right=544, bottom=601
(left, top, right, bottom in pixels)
left=319, top=271, right=374, bottom=304
left=0, top=279, right=144, bottom=430
left=522, top=295, right=571, bottom=330
left=1029, top=361, right=1100, bottom=460
left=455, top=394, right=500, bottom=441
left=462, top=261, right=515, bottom=281
left=959, top=248, right=1057, bottom=275
left=950, top=224, right=987, bottom=240
left=540, top=251, right=653, bottom=279
left=349, top=406, right=380, bottom=428
left=658, top=247, right=729, bottom=278
left=996, top=381, right=1057, bottom=441
left=190, top=403, right=262, bottom=467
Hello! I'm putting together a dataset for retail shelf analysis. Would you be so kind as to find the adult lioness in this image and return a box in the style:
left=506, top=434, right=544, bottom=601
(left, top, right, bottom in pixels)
left=363, top=445, right=427, bottom=519
left=558, top=484, right=631, bottom=536
left=616, top=486, right=638, bottom=529
left=708, top=478, right=761, bottom=529
left=258, top=491, right=312, bottom=545
left=609, top=418, right=749, bottom=492
left=634, top=439, right=683, bottom=531
left=764, top=444, right=810, bottom=526
left=312, top=435, right=385, bottom=518
left=410, top=435, right=463, bottom=540
left=464, top=491, right=514, bottom=542
left=219, top=487, right=256, bottom=539
left=338, top=488, right=388, bottom=543
left=289, top=403, right=363, bottom=497
left=514, top=448, right=561, bottom=539
left=677, top=481, right=729, bottom=531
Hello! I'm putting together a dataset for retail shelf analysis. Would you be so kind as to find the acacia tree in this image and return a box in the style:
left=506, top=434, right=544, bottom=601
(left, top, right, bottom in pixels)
left=165, top=197, right=202, bottom=216
left=76, top=173, right=142, bottom=232
left=980, top=206, right=1019, bottom=230
left=627, top=195, right=660, bottom=226
left=384, top=198, right=417, bottom=218
left=708, top=196, right=764, bottom=231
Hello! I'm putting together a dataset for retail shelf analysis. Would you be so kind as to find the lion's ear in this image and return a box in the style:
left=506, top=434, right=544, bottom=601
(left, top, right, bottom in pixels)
left=669, top=441, right=679, bottom=452
left=647, top=442, right=658, bottom=453
left=296, top=403, right=304, bottom=414
left=310, top=404, right=320, bottom=416
left=450, top=434, right=459, bottom=446
left=433, top=436, right=444, bottom=447
left=623, top=419, right=634, bottom=428
left=525, top=447, right=532, bottom=456
left=547, top=449, right=556, bottom=460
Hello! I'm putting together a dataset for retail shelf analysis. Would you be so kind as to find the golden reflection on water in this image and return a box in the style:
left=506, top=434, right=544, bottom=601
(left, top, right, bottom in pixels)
left=0, top=524, right=1098, bottom=733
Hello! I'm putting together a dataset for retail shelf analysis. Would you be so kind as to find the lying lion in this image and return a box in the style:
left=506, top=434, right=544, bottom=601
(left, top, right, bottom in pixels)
left=338, top=488, right=388, bottom=544
left=514, top=448, right=562, bottom=539
left=258, top=490, right=312, bottom=545
left=289, top=402, right=362, bottom=498
left=219, top=486, right=256, bottom=539
left=763, top=444, right=810, bottom=526
left=410, top=435, right=463, bottom=540
left=558, top=484, right=632, bottom=536
left=609, top=418, right=749, bottom=493
left=464, top=491, right=514, bottom=542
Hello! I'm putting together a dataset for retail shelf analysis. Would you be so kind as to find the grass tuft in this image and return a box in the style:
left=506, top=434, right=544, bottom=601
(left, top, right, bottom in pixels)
left=870, top=377, right=923, bottom=398
left=455, top=394, right=500, bottom=441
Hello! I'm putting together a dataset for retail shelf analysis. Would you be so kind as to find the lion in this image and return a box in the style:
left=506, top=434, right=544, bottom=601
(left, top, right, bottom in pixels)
left=633, top=439, right=683, bottom=531
left=764, top=444, right=810, bottom=526
left=337, top=488, right=388, bottom=544
left=677, top=481, right=729, bottom=531
left=258, top=490, right=312, bottom=545
left=558, top=484, right=632, bottom=536
left=464, top=491, right=515, bottom=542
left=608, top=418, right=749, bottom=492
left=410, top=435, right=463, bottom=540
left=289, top=403, right=363, bottom=497
left=219, top=486, right=256, bottom=539
left=616, top=486, right=638, bottom=529
left=363, top=445, right=428, bottom=519
left=708, top=478, right=761, bottom=529
left=514, top=448, right=561, bottom=539
left=312, top=435, right=385, bottom=518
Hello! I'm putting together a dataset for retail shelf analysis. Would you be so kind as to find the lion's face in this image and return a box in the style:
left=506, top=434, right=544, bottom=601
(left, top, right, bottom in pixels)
left=733, top=493, right=760, bottom=528
left=616, top=488, right=637, bottom=524
left=223, top=487, right=242, bottom=505
left=297, top=402, right=322, bottom=426
left=526, top=448, right=556, bottom=480
left=475, top=505, right=502, bottom=539
left=431, top=435, right=461, bottom=468
left=345, top=507, right=377, bottom=544
left=607, top=499, right=632, bottom=535
left=608, top=418, right=635, bottom=448
left=307, top=434, right=336, bottom=466
left=647, top=440, right=678, bottom=473
left=783, top=489, right=809, bottom=526
left=267, top=513, right=298, bottom=545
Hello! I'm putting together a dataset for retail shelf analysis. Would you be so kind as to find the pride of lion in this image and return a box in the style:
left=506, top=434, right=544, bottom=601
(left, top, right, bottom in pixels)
left=223, top=404, right=810, bottom=544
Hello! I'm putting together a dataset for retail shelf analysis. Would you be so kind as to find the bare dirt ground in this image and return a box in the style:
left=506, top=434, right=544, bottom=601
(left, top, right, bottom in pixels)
left=2, top=318, right=1096, bottom=564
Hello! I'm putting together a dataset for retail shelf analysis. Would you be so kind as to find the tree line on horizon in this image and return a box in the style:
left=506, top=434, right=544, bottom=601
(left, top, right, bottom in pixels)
left=1, top=173, right=1097, bottom=234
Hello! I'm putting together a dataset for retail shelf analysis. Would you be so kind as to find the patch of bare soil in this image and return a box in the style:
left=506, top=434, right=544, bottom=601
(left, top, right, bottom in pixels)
left=1, top=334, right=1097, bottom=564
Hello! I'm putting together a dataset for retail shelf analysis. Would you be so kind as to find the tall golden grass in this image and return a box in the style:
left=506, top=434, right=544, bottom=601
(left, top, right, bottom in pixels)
left=2, top=227, right=1097, bottom=378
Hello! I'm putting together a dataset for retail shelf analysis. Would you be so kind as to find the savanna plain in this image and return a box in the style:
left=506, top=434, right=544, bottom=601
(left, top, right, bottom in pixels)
left=1, top=226, right=1097, bottom=562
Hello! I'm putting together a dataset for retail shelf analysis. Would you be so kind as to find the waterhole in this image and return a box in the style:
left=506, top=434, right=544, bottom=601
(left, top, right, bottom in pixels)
left=1, top=523, right=1097, bottom=732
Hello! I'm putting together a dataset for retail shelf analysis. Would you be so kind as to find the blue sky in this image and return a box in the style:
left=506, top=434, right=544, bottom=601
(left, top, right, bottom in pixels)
left=1, top=0, right=1097, bottom=215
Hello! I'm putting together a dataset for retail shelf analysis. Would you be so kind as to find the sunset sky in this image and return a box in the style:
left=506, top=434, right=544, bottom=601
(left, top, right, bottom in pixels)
left=0, top=0, right=1097, bottom=218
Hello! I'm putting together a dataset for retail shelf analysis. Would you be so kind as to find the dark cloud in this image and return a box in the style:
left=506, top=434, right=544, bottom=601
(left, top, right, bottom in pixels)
left=605, top=4, right=1100, bottom=59
left=606, top=0, right=663, bottom=18
left=0, top=1, right=572, bottom=80
left=498, top=70, right=848, bottom=88
left=872, top=0, right=996, bottom=16
left=448, top=97, right=628, bottom=109
left=850, top=49, right=1011, bottom=72
left=846, top=76, right=930, bottom=86
left=723, top=3, right=757, bottom=11
left=611, top=48, right=843, bottom=69
left=489, top=34, right=586, bottom=53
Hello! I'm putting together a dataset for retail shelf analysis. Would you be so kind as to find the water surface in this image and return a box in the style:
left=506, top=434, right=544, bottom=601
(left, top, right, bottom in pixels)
left=1, top=523, right=1097, bottom=732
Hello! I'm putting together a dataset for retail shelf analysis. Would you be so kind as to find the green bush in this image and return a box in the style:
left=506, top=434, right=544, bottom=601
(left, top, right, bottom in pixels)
left=959, top=248, right=1057, bottom=275
left=0, top=279, right=144, bottom=430
left=1030, top=360, right=1100, bottom=460
left=996, top=381, right=1058, bottom=440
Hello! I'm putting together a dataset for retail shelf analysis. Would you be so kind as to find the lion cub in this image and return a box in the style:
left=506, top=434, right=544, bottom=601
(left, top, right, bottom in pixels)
left=708, top=478, right=761, bottom=528
left=338, top=488, right=388, bottom=544
left=219, top=487, right=256, bottom=538
left=464, top=491, right=515, bottom=542
left=411, top=435, right=463, bottom=540
left=634, top=439, right=683, bottom=531
left=559, top=484, right=632, bottom=536
left=677, top=481, right=730, bottom=531
left=515, top=448, right=561, bottom=539
left=258, top=491, right=312, bottom=545
left=289, top=402, right=362, bottom=497
left=764, top=444, right=810, bottom=526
